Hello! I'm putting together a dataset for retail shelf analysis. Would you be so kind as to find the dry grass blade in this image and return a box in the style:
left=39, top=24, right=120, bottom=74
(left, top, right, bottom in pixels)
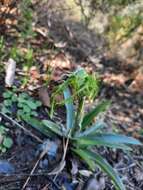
left=22, top=147, right=47, bottom=190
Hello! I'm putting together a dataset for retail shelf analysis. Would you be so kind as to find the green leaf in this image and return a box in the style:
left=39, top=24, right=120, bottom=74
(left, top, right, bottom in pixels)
left=18, top=102, right=24, bottom=108
left=4, top=100, right=12, bottom=106
left=17, top=109, right=24, bottom=116
left=1, top=107, right=11, bottom=114
left=42, top=120, right=64, bottom=137
left=81, top=101, right=110, bottom=129
left=63, top=87, right=75, bottom=131
left=76, top=139, right=131, bottom=150
left=73, top=148, right=96, bottom=169
left=21, top=116, right=54, bottom=137
left=11, top=95, right=17, bottom=102
left=18, top=97, right=26, bottom=104
left=1, top=147, right=6, bottom=153
left=75, top=121, right=107, bottom=138
left=19, top=93, right=29, bottom=99
left=78, top=133, right=141, bottom=145
left=31, top=111, right=38, bottom=116
left=73, top=149, right=125, bottom=190
left=3, top=91, right=13, bottom=98
left=0, top=125, right=6, bottom=134
left=23, top=105, right=31, bottom=113
left=35, top=101, right=42, bottom=107
left=27, top=101, right=37, bottom=110
left=76, top=133, right=141, bottom=150
left=3, top=137, right=13, bottom=148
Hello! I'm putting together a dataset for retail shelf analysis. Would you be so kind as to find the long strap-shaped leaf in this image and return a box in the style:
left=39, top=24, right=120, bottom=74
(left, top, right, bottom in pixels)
left=42, top=120, right=64, bottom=137
left=77, top=133, right=141, bottom=145
left=81, top=100, right=110, bottom=129
left=21, top=116, right=54, bottom=137
left=73, top=148, right=126, bottom=190
left=63, top=87, right=75, bottom=131
left=75, top=121, right=107, bottom=138
left=76, top=141, right=131, bottom=150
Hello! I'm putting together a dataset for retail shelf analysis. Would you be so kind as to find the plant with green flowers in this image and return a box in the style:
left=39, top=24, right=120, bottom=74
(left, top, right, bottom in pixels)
left=22, top=68, right=141, bottom=190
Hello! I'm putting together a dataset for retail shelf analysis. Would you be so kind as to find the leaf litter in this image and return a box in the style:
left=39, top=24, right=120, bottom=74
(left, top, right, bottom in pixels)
left=0, top=1, right=143, bottom=189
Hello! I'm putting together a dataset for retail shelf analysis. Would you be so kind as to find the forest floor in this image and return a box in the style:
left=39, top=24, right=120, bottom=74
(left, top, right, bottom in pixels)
left=0, top=1, right=143, bottom=190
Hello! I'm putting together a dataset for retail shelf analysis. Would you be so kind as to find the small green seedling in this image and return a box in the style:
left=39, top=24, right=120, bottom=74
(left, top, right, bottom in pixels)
left=2, top=89, right=42, bottom=119
left=0, top=125, right=13, bottom=153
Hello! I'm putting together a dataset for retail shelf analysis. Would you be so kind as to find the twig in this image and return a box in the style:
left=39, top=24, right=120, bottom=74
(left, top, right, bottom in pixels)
left=62, top=137, right=70, bottom=161
left=53, top=136, right=70, bottom=181
left=0, top=112, right=42, bottom=143
left=22, top=146, right=48, bottom=190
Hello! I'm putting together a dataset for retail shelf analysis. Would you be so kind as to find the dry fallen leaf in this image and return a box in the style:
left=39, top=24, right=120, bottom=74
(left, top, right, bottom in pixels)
left=29, top=66, right=41, bottom=82
left=5, top=58, right=16, bottom=87
left=129, top=70, right=143, bottom=93
left=43, top=52, right=76, bottom=81
left=50, top=52, right=71, bottom=69
left=38, top=87, right=50, bottom=107
left=43, top=53, right=71, bottom=71
left=103, top=73, right=128, bottom=86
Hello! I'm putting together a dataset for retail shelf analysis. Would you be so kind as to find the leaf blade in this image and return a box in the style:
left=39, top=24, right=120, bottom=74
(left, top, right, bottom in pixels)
left=22, top=116, right=54, bottom=137
left=73, top=148, right=125, bottom=190
left=72, top=148, right=96, bottom=169
left=76, top=139, right=131, bottom=150
left=76, top=133, right=141, bottom=150
left=81, top=101, right=110, bottom=129
left=78, top=133, right=141, bottom=145
left=75, top=121, right=107, bottom=138
left=42, top=119, right=64, bottom=137
left=63, top=87, right=75, bottom=131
